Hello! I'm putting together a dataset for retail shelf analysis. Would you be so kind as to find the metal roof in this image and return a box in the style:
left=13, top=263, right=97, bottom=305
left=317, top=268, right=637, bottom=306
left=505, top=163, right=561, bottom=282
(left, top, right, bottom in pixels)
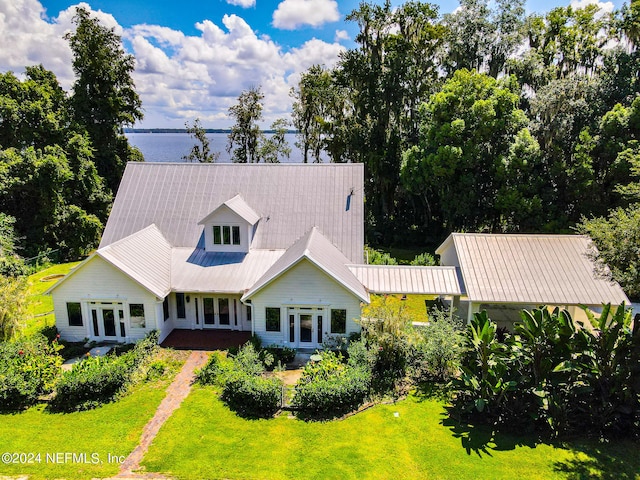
left=97, top=224, right=172, bottom=298
left=436, top=233, right=630, bottom=305
left=101, top=163, right=364, bottom=263
left=170, top=248, right=284, bottom=293
left=198, top=194, right=261, bottom=226
left=242, top=227, right=370, bottom=303
left=348, top=265, right=464, bottom=295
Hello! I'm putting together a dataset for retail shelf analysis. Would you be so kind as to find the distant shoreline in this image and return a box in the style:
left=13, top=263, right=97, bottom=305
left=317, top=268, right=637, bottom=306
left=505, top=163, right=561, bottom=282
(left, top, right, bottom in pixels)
left=125, top=128, right=298, bottom=134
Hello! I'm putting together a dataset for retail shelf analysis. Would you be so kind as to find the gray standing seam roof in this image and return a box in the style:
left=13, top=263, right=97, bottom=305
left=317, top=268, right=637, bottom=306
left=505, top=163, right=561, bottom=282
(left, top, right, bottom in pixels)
left=97, top=224, right=172, bottom=298
left=242, top=227, right=370, bottom=303
left=348, top=265, right=463, bottom=295
left=102, top=163, right=364, bottom=264
left=437, top=233, right=630, bottom=305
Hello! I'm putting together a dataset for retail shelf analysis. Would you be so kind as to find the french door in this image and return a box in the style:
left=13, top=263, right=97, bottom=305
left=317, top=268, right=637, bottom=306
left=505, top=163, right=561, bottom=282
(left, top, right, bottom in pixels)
left=202, top=297, right=233, bottom=329
left=90, top=303, right=125, bottom=341
left=288, top=307, right=324, bottom=348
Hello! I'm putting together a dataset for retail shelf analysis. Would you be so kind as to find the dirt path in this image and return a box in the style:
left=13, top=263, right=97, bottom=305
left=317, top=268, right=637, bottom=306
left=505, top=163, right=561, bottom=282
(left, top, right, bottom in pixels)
left=112, top=350, right=210, bottom=479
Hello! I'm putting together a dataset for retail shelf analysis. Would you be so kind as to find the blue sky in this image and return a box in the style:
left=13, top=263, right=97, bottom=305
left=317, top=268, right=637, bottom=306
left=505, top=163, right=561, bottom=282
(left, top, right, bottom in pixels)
left=0, top=0, right=624, bottom=128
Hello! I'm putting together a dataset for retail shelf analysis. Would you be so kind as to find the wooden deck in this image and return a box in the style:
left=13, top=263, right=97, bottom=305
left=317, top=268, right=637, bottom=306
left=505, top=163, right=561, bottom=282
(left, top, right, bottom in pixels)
left=160, top=329, right=252, bottom=350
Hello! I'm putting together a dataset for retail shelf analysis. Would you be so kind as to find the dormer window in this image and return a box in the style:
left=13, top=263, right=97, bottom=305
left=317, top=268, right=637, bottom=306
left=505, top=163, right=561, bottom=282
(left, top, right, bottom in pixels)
left=199, top=194, right=260, bottom=253
left=213, top=225, right=241, bottom=246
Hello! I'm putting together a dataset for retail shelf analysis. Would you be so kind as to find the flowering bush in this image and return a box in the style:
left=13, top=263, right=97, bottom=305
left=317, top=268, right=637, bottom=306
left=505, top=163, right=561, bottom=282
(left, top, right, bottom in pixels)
left=0, top=334, right=62, bottom=411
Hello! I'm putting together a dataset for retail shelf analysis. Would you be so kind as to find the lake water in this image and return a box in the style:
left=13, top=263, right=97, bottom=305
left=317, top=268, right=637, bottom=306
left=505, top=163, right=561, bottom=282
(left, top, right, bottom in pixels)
left=126, top=132, right=305, bottom=163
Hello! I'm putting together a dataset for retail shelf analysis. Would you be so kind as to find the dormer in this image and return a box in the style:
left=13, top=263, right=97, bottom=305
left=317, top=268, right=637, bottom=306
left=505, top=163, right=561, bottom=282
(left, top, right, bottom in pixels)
left=198, top=194, right=260, bottom=253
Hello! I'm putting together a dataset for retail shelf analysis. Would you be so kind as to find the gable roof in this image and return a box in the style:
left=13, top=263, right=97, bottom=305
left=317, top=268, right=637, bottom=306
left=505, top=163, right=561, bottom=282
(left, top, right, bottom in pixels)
left=348, top=265, right=463, bottom=295
left=198, top=194, right=261, bottom=226
left=437, top=233, right=630, bottom=305
left=242, top=227, right=369, bottom=303
left=47, top=224, right=172, bottom=298
left=101, top=163, right=364, bottom=263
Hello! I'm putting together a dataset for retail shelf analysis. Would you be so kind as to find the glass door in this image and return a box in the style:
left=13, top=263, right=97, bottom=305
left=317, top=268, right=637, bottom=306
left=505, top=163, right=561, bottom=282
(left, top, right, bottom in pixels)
left=89, top=303, right=124, bottom=341
left=102, top=309, right=117, bottom=338
left=299, top=314, right=313, bottom=344
left=203, top=298, right=215, bottom=326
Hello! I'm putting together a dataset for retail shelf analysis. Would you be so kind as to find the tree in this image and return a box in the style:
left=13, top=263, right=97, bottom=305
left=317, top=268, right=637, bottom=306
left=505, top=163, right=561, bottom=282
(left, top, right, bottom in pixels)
left=66, top=7, right=144, bottom=192
left=0, top=66, right=70, bottom=151
left=0, top=214, right=26, bottom=276
left=227, top=86, right=264, bottom=163
left=183, top=118, right=219, bottom=163
left=577, top=206, right=640, bottom=300
left=335, top=0, right=445, bottom=242
left=401, top=70, right=533, bottom=232
left=290, top=65, right=338, bottom=163
left=259, top=118, right=291, bottom=163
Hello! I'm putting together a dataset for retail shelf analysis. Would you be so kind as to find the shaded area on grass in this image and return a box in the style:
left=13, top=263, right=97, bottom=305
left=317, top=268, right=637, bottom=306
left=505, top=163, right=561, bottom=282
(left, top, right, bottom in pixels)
left=552, top=443, right=640, bottom=480
left=140, top=388, right=640, bottom=480
left=439, top=406, right=640, bottom=479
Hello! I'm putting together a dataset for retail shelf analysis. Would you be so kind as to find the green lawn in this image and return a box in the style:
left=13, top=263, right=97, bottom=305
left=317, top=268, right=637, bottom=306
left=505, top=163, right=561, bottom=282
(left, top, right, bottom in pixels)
left=22, top=262, right=80, bottom=337
left=142, top=388, right=640, bottom=480
left=0, top=349, right=187, bottom=480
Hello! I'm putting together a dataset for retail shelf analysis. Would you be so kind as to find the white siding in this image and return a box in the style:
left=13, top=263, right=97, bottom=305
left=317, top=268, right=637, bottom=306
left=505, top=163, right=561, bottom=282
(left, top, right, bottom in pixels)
left=202, top=206, right=251, bottom=253
left=52, top=256, right=160, bottom=342
left=250, top=259, right=362, bottom=347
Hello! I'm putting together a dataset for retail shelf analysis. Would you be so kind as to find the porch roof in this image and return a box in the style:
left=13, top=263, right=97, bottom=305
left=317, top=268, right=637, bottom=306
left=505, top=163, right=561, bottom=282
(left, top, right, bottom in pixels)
left=170, top=248, right=285, bottom=293
left=348, top=265, right=464, bottom=296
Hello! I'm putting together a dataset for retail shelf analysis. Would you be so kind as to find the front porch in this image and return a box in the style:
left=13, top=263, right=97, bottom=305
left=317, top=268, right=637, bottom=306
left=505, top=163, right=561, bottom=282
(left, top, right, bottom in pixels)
left=160, top=329, right=252, bottom=350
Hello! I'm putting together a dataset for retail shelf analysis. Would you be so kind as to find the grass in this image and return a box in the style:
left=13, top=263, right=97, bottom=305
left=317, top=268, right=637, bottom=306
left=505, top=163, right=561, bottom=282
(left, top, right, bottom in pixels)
left=0, top=348, right=188, bottom=480
left=141, top=388, right=640, bottom=480
left=22, top=262, right=80, bottom=338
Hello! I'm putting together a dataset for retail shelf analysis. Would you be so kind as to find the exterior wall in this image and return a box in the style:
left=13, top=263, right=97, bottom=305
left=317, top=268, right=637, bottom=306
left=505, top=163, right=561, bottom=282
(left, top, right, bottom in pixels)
left=438, top=242, right=460, bottom=267
left=166, top=292, right=248, bottom=331
left=202, top=206, right=252, bottom=253
left=249, top=259, right=362, bottom=347
left=52, top=256, right=161, bottom=342
left=476, top=302, right=605, bottom=330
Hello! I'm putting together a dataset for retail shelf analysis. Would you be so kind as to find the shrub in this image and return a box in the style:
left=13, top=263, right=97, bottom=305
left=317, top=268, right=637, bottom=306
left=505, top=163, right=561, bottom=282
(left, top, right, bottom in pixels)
left=0, top=334, right=62, bottom=411
left=195, top=352, right=232, bottom=386
left=364, top=246, right=398, bottom=265
left=408, top=310, right=467, bottom=383
left=360, top=296, right=413, bottom=393
left=230, top=343, right=269, bottom=375
left=263, top=346, right=296, bottom=366
left=409, top=252, right=437, bottom=266
left=292, top=350, right=371, bottom=419
left=50, top=355, right=129, bottom=412
left=51, top=331, right=159, bottom=412
left=221, top=372, right=282, bottom=418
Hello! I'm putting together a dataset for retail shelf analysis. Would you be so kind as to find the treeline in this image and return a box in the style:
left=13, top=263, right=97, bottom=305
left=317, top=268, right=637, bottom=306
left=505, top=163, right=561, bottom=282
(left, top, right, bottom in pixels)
left=0, top=7, right=142, bottom=265
left=290, top=0, right=640, bottom=252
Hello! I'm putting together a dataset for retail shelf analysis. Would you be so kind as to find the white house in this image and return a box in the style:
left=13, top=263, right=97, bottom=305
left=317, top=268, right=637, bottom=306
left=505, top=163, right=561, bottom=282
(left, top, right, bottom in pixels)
left=48, top=163, right=631, bottom=348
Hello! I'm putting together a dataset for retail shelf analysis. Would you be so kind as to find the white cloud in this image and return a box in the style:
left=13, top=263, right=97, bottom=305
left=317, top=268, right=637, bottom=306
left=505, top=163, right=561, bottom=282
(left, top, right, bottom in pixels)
left=570, top=0, right=614, bottom=15
left=0, top=0, right=345, bottom=128
left=334, top=29, right=350, bottom=42
left=226, top=0, right=255, bottom=7
left=127, top=15, right=345, bottom=127
left=272, top=0, right=340, bottom=30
